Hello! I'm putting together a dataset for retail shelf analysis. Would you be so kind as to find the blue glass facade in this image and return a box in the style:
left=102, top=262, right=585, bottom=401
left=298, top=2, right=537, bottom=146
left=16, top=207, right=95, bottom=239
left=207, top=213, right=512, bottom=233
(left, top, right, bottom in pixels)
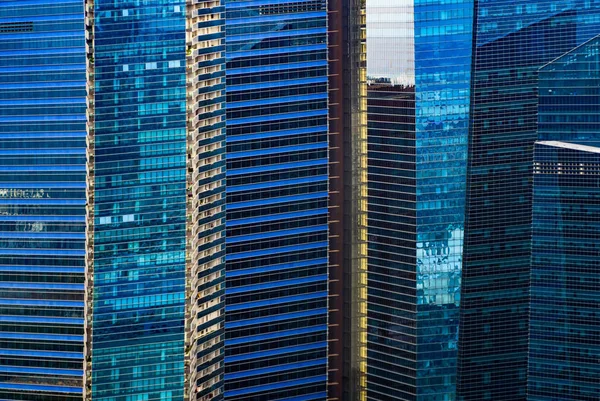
left=366, top=1, right=473, bottom=400
left=458, top=1, right=600, bottom=400
left=537, top=35, right=600, bottom=145
left=413, top=2, right=472, bottom=399
left=4, top=2, right=600, bottom=400
left=223, top=0, right=330, bottom=399
left=528, top=37, right=600, bottom=401
left=88, top=1, right=226, bottom=400
left=0, top=1, right=86, bottom=400
left=529, top=141, right=600, bottom=401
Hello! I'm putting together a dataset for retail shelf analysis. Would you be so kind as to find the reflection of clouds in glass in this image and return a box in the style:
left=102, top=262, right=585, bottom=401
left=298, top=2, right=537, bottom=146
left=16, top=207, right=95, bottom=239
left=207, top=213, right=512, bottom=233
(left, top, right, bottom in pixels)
left=366, top=0, right=414, bottom=85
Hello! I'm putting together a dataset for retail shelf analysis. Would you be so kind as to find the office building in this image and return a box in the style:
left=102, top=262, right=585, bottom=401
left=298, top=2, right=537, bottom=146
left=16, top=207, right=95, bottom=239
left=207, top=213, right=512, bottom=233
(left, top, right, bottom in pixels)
left=528, top=36, right=600, bottom=401
left=458, top=2, right=600, bottom=400
left=223, top=0, right=330, bottom=399
left=365, top=0, right=473, bottom=400
left=0, top=1, right=86, bottom=400
left=326, top=0, right=369, bottom=399
left=84, top=1, right=226, bottom=400
left=0, top=0, right=334, bottom=400
left=3, top=1, right=600, bottom=401
left=537, top=34, right=600, bottom=145
left=529, top=141, right=600, bottom=401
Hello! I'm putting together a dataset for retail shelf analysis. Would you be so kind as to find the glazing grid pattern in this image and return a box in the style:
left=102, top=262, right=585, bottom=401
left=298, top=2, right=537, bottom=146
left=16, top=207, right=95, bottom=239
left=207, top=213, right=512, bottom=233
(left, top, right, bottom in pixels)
left=366, top=0, right=473, bottom=400
left=530, top=142, right=600, bottom=401
left=224, top=0, right=330, bottom=399
left=91, top=2, right=190, bottom=400
left=537, top=34, right=600, bottom=145
left=0, top=1, right=86, bottom=400
left=458, top=1, right=600, bottom=400
left=528, top=36, right=600, bottom=401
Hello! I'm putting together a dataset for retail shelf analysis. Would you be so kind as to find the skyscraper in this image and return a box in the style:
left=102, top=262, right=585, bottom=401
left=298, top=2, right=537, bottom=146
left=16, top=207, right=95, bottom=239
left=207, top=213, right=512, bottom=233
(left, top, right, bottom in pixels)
left=458, top=1, right=600, bottom=400
left=3, top=1, right=600, bottom=401
left=223, top=0, right=331, bottom=399
left=0, top=1, right=86, bottom=400
left=529, top=140, right=600, bottom=401
left=84, top=1, right=226, bottom=400
left=528, top=35, right=600, bottom=401
left=1, top=1, right=335, bottom=400
left=365, top=0, right=473, bottom=400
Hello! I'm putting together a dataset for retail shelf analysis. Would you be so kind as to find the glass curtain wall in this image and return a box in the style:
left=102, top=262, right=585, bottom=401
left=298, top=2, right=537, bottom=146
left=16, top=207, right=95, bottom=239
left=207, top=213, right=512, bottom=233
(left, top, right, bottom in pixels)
left=459, top=1, right=600, bottom=400
left=0, top=1, right=86, bottom=400
left=224, top=0, right=330, bottom=399
left=366, top=0, right=473, bottom=400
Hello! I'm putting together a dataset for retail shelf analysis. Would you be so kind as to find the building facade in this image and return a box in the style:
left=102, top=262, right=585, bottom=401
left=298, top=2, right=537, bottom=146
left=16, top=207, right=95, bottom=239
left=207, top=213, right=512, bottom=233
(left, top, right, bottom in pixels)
left=365, top=0, right=473, bottom=400
left=528, top=36, right=600, bottom=401
left=0, top=1, right=86, bottom=400
left=529, top=141, right=600, bottom=401
left=223, top=0, right=331, bottom=399
left=537, top=34, right=600, bottom=145
left=85, top=1, right=226, bottom=400
left=458, top=2, right=600, bottom=400
left=3, top=1, right=600, bottom=401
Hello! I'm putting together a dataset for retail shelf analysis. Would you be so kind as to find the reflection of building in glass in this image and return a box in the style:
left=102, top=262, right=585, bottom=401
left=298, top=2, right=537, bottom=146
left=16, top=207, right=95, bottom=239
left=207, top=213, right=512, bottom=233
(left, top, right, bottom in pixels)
left=459, top=2, right=600, bottom=400
left=365, top=0, right=473, bottom=399
left=0, top=3, right=86, bottom=400
left=87, top=1, right=226, bottom=400
left=529, top=141, right=600, bottom=401
left=3, top=1, right=600, bottom=400
left=223, top=0, right=330, bottom=399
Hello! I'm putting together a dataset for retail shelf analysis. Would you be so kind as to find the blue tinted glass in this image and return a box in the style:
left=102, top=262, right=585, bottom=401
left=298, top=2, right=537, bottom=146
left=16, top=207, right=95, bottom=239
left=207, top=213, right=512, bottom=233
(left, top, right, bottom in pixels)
left=529, top=141, right=600, bottom=401
left=224, top=0, right=329, bottom=399
left=0, top=2, right=86, bottom=400
left=90, top=2, right=189, bottom=400
left=528, top=36, right=600, bottom=401
left=366, top=0, right=473, bottom=400
left=459, top=2, right=600, bottom=400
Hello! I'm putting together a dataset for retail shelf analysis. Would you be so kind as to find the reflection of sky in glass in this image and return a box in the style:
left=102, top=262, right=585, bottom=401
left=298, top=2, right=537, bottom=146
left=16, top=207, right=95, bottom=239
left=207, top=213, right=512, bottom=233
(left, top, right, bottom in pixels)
left=366, top=0, right=414, bottom=85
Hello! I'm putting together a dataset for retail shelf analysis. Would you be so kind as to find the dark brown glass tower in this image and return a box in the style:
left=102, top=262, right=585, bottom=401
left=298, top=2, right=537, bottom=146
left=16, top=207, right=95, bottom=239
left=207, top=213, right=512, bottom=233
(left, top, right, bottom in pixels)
left=327, top=0, right=367, bottom=399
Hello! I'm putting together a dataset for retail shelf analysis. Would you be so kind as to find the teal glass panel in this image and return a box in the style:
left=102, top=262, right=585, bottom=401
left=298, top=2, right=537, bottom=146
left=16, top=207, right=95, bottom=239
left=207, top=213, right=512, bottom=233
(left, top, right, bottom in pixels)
left=530, top=141, right=600, bottom=401
left=529, top=35, right=600, bottom=401
left=91, top=2, right=188, bottom=400
left=459, top=2, right=600, bottom=400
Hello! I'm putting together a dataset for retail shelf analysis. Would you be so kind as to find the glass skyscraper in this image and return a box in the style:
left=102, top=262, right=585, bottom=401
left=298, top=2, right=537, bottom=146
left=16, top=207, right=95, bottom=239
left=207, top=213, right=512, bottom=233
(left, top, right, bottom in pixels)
left=459, top=1, right=600, bottom=400
left=85, top=1, right=225, bottom=400
left=223, top=0, right=330, bottom=399
left=365, top=0, right=473, bottom=400
left=2, top=1, right=600, bottom=401
left=0, top=1, right=86, bottom=400
left=528, top=36, right=600, bottom=401
left=529, top=140, right=600, bottom=401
